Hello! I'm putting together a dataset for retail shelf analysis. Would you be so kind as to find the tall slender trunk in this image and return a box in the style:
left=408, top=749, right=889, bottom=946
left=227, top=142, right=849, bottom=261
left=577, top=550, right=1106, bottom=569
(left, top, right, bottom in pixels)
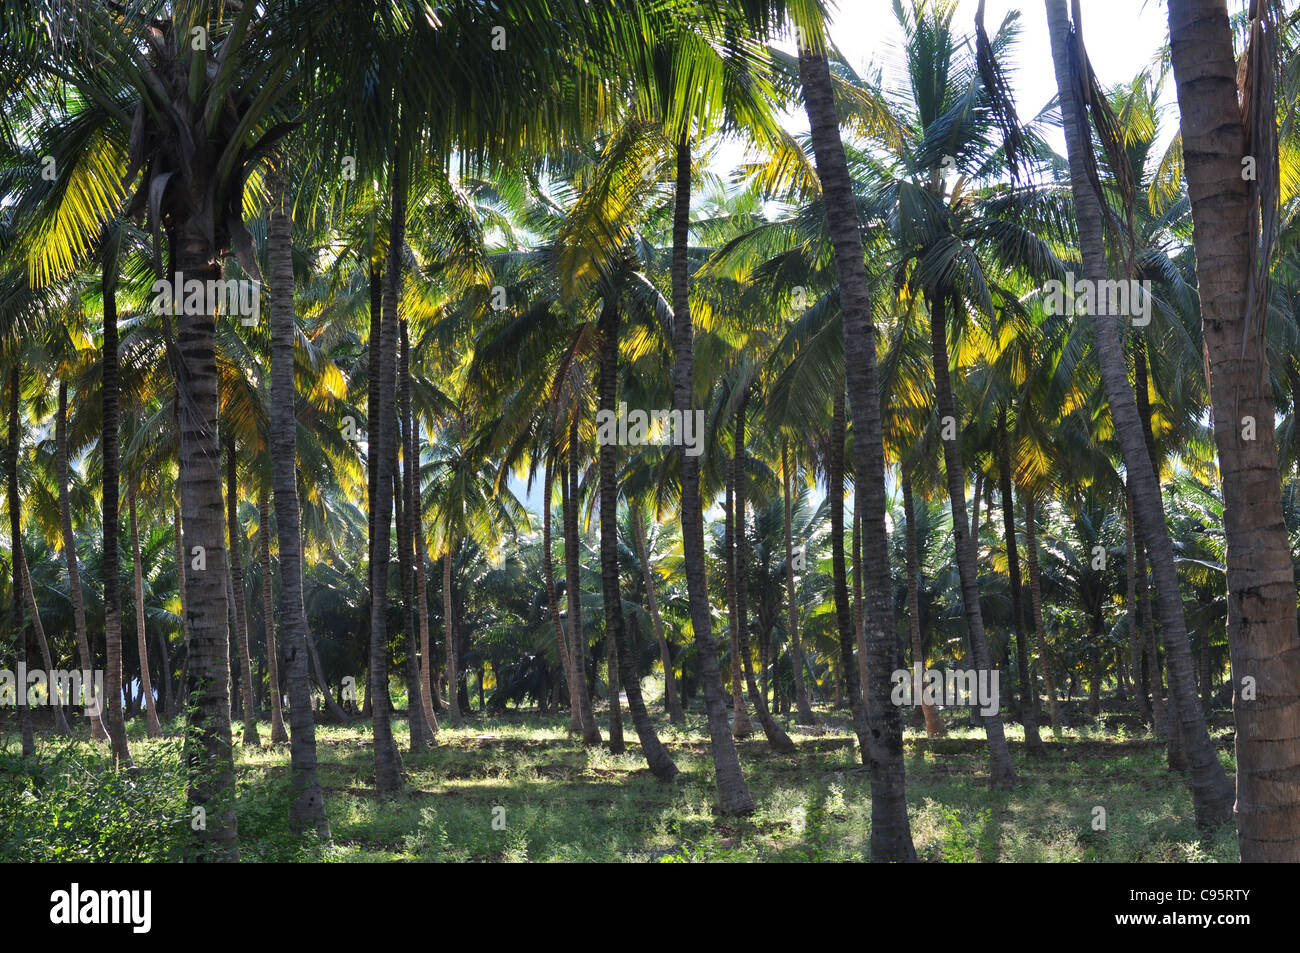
left=129, top=485, right=163, bottom=737
left=563, top=425, right=599, bottom=743
left=171, top=224, right=236, bottom=859
left=724, top=458, right=754, bottom=737
left=367, top=143, right=407, bottom=791
left=9, top=365, right=33, bottom=755
left=174, top=500, right=187, bottom=711
left=268, top=168, right=330, bottom=837
left=101, top=271, right=130, bottom=765
left=929, top=291, right=1016, bottom=783
left=903, top=478, right=944, bottom=737
left=998, top=409, right=1043, bottom=752
left=258, top=489, right=288, bottom=744
left=1167, top=0, right=1300, bottom=860
left=780, top=439, right=811, bottom=722
left=597, top=299, right=676, bottom=778
left=606, top=634, right=625, bottom=753
left=442, top=548, right=463, bottom=727
left=733, top=395, right=795, bottom=753
left=413, top=480, right=439, bottom=734
left=852, top=501, right=868, bottom=702
left=1046, top=0, right=1233, bottom=827
left=223, top=441, right=258, bottom=745
left=56, top=382, right=106, bottom=738
left=799, top=40, right=914, bottom=859
left=632, top=504, right=683, bottom=723
left=397, top=320, right=431, bottom=750
left=1024, top=493, right=1062, bottom=731
left=23, top=558, right=71, bottom=734
left=544, top=455, right=581, bottom=731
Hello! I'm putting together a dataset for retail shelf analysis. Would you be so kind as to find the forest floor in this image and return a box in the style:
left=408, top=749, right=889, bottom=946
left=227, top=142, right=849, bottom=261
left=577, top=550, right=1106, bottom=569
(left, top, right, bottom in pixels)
left=1, top=693, right=1241, bottom=862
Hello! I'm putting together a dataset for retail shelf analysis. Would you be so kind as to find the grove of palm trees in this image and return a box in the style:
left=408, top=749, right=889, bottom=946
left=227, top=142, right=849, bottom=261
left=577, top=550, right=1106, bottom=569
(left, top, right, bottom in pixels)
left=2, top=0, right=1299, bottom=887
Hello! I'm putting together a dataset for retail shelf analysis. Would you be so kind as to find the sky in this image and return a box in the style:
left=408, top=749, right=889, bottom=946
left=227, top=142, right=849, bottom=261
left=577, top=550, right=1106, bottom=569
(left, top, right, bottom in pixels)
left=510, top=0, right=1176, bottom=516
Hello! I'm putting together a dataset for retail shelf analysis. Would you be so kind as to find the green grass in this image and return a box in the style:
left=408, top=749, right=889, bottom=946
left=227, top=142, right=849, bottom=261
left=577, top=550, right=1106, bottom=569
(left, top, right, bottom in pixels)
left=0, top=704, right=1240, bottom=862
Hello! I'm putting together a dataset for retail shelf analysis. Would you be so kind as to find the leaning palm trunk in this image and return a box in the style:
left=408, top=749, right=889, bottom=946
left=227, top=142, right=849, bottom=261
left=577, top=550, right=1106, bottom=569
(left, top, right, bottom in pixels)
left=101, top=275, right=130, bottom=766
left=129, top=486, right=163, bottom=737
left=366, top=144, right=408, bottom=792
left=782, top=441, right=816, bottom=725
left=1045, top=0, right=1232, bottom=826
left=998, top=411, right=1043, bottom=753
left=23, top=559, right=71, bottom=734
left=928, top=292, right=1016, bottom=784
left=632, top=505, right=683, bottom=723
left=224, top=444, right=258, bottom=746
left=258, top=489, right=288, bottom=744
left=724, top=460, right=755, bottom=738
left=1166, top=0, right=1300, bottom=860
left=543, top=455, right=580, bottom=732
left=564, top=416, right=600, bottom=743
left=8, top=368, right=33, bottom=756
left=57, top=382, right=105, bottom=739
left=268, top=168, right=330, bottom=838
left=799, top=40, right=915, bottom=859
left=669, top=132, right=753, bottom=814
left=733, top=397, right=795, bottom=753
left=902, top=478, right=944, bottom=737
left=596, top=300, right=676, bottom=779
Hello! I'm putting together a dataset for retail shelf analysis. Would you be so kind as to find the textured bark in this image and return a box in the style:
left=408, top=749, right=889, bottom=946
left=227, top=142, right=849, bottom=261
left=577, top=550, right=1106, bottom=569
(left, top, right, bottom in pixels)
left=129, top=486, right=163, bottom=737
left=1046, top=0, right=1233, bottom=828
left=397, top=321, right=432, bottom=750
left=670, top=132, right=754, bottom=814
left=782, top=442, right=816, bottom=725
left=903, top=478, right=944, bottom=737
left=1025, top=493, right=1062, bottom=731
left=57, top=382, right=105, bottom=738
left=442, top=549, right=463, bottom=727
left=929, top=291, right=1016, bottom=784
left=724, top=459, right=754, bottom=737
left=101, top=277, right=130, bottom=765
left=998, top=409, right=1043, bottom=752
left=597, top=299, right=676, bottom=777
left=733, top=396, right=795, bottom=753
left=544, top=456, right=581, bottom=731
left=799, top=42, right=915, bottom=859
left=171, top=225, right=236, bottom=859
left=1167, top=0, right=1300, bottom=860
left=223, top=443, right=258, bottom=745
left=562, top=424, right=600, bottom=743
left=367, top=145, right=407, bottom=791
left=268, top=170, right=330, bottom=837
left=632, top=504, right=683, bottom=723
left=258, top=489, right=288, bottom=744
left=606, top=634, right=625, bottom=753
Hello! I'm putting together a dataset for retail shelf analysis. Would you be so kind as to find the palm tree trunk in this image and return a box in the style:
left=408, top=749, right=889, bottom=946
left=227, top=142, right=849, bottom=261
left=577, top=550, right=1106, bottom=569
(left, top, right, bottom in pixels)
left=669, top=133, right=754, bottom=814
left=223, top=441, right=259, bottom=746
left=1166, top=0, right=1300, bottom=860
left=22, top=557, right=71, bottom=734
left=413, top=483, right=439, bottom=734
left=174, top=499, right=187, bottom=710
left=258, top=488, right=288, bottom=744
left=998, top=409, right=1043, bottom=753
left=733, top=394, right=795, bottom=753
left=129, top=485, right=163, bottom=737
left=780, top=439, right=811, bottom=722
left=442, top=548, right=464, bottom=727
left=633, top=503, right=683, bottom=723
left=799, top=40, right=915, bottom=859
left=543, top=455, right=581, bottom=731
left=101, top=270, right=130, bottom=765
left=1024, top=493, right=1062, bottom=731
left=562, top=425, right=599, bottom=743
left=8, top=364, right=33, bottom=756
left=171, top=223, right=237, bottom=859
left=852, top=500, right=868, bottom=702
left=57, top=381, right=105, bottom=739
left=397, top=320, right=432, bottom=751
left=366, top=143, right=408, bottom=792
left=903, top=478, right=944, bottom=737
left=606, top=634, right=625, bottom=752
left=724, top=457, right=754, bottom=738
left=928, top=291, right=1016, bottom=784
left=1046, top=0, right=1233, bottom=828
left=268, top=167, right=330, bottom=838
left=597, top=299, right=676, bottom=778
